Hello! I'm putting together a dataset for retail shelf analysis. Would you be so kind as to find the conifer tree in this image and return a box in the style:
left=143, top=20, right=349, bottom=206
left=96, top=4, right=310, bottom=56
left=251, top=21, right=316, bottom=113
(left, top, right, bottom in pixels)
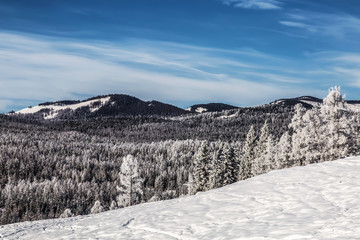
left=239, top=125, right=257, bottom=180
left=117, top=154, right=143, bottom=207
left=320, top=86, right=350, bottom=160
left=289, top=104, right=307, bottom=166
left=276, top=131, right=292, bottom=168
left=263, top=136, right=276, bottom=173
left=90, top=200, right=103, bottom=214
left=208, top=144, right=224, bottom=189
left=252, top=122, right=270, bottom=176
left=193, top=141, right=211, bottom=192
left=222, top=143, right=238, bottom=185
left=109, top=200, right=118, bottom=210
left=59, top=208, right=74, bottom=218
left=255, top=121, right=270, bottom=159
left=302, top=107, right=323, bottom=164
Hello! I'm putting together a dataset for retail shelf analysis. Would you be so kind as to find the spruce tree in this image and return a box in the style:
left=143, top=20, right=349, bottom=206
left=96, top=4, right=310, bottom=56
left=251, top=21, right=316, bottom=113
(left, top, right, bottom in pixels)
left=208, top=144, right=224, bottom=190
left=255, top=121, right=270, bottom=159
left=289, top=104, right=307, bottom=166
left=320, top=86, right=349, bottom=160
left=222, top=143, right=238, bottom=185
left=239, top=125, right=257, bottom=180
left=117, top=154, right=143, bottom=207
left=276, top=131, right=292, bottom=168
left=193, top=141, right=211, bottom=192
left=263, top=136, right=275, bottom=173
left=90, top=200, right=103, bottom=214
left=252, top=122, right=270, bottom=176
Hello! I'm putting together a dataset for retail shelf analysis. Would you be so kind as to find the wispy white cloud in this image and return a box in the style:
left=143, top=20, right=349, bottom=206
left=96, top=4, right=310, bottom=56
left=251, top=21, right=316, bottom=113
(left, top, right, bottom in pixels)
left=301, top=51, right=360, bottom=94
left=280, top=11, right=360, bottom=40
left=279, top=21, right=317, bottom=32
left=0, top=32, right=328, bottom=112
left=221, top=0, right=283, bottom=10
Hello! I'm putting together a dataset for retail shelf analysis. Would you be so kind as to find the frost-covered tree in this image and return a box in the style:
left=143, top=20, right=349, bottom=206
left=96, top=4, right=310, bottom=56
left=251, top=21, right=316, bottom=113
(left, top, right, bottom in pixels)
left=289, top=104, right=307, bottom=166
left=90, top=200, right=103, bottom=214
left=222, top=143, right=238, bottom=185
left=303, top=107, right=325, bottom=164
left=109, top=200, right=118, bottom=210
left=239, top=125, right=257, bottom=180
left=117, top=155, right=143, bottom=207
left=252, top=122, right=270, bottom=176
left=320, top=86, right=350, bottom=160
left=255, top=121, right=269, bottom=159
left=289, top=86, right=352, bottom=166
left=59, top=208, right=73, bottom=218
left=263, top=136, right=276, bottom=173
left=276, top=131, right=292, bottom=168
left=193, top=141, right=211, bottom=192
left=208, top=145, right=224, bottom=189
left=186, top=172, right=195, bottom=195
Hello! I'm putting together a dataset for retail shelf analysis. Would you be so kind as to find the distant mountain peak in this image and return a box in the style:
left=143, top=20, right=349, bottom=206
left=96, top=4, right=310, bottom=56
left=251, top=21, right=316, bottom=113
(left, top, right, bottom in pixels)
left=186, top=103, right=238, bottom=113
left=14, top=94, right=187, bottom=120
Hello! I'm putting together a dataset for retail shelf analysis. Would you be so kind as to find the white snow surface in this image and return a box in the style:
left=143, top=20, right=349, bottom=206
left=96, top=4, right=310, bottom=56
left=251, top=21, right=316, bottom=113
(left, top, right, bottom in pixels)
left=300, top=100, right=322, bottom=107
left=15, top=97, right=111, bottom=119
left=195, top=107, right=207, bottom=113
left=2, top=157, right=360, bottom=239
left=219, top=113, right=237, bottom=119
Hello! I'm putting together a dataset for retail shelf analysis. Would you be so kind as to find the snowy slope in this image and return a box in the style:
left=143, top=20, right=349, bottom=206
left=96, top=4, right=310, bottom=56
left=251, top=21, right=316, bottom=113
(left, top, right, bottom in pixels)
left=2, top=157, right=360, bottom=239
left=16, top=97, right=111, bottom=119
left=13, top=94, right=187, bottom=118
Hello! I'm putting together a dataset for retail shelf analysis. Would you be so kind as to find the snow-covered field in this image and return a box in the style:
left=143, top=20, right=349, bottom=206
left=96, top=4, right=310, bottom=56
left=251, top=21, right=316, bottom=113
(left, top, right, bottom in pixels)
left=2, top=157, right=360, bottom=240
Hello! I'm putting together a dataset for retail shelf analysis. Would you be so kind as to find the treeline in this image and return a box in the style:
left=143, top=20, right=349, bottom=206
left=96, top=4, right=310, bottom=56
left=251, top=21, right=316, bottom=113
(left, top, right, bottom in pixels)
left=0, top=127, right=242, bottom=224
left=7, top=103, right=295, bottom=143
left=191, top=87, right=360, bottom=193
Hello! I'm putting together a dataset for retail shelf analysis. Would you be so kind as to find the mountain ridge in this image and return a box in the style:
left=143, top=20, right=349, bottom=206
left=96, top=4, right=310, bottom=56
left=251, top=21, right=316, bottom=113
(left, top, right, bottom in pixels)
left=11, top=93, right=360, bottom=120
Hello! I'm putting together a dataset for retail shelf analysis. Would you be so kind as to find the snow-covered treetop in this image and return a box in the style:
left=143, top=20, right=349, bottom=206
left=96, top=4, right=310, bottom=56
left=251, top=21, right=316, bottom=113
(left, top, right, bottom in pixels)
left=323, top=86, right=345, bottom=109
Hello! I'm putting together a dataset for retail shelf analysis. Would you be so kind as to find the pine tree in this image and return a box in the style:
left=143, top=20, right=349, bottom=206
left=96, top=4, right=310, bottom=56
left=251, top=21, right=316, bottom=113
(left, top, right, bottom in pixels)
left=208, top=144, right=224, bottom=189
left=59, top=208, right=73, bottom=218
left=302, top=107, right=324, bottom=164
left=289, top=104, right=307, bottom=166
left=222, top=143, right=238, bottom=185
left=251, top=122, right=270, bottom=176
left=117, top=154, right=143, bottom=207
left=193, top=141, right=211, bottom=193
left=276, top=131, right=292, bottom=168
left=263, top=136, right=275, bottom=173
left=239, top=125, right=257, bottom=180
left=255, top=121, right=269, bottom=159
left=109, top=200, right=118, bottom=210
left=320, top=86, right=350, bottom=160
left=186, top=172, right=195, bottom=195
left=90, top=200, right=103, bottom=214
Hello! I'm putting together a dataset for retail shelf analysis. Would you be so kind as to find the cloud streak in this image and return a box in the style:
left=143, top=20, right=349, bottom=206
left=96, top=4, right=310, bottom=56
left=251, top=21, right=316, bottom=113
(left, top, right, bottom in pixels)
left=221, top=0, right=282, bottom=10
left=0, top=32, right=340, bottom=112
left=280, top=11, right=360, bottom=40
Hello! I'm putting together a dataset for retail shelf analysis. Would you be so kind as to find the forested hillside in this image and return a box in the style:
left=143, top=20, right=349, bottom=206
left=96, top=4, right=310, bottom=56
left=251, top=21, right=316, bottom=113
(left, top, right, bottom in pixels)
left=0, top=87, right=359, bottom=225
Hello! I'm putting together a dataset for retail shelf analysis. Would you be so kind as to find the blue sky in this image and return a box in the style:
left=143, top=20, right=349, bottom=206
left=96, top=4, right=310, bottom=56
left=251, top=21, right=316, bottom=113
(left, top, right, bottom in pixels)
left=1, top=0, right=360, bottom=112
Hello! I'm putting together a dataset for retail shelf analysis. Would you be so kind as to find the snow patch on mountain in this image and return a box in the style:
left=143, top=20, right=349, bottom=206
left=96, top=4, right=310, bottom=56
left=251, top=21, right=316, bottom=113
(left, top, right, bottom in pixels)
left=2, top=156, right=360, bottom=239
left=300, top=99, right=321, bottom=107
left=16, top=97, right=111, bottom=119
left=195, top=107, right=207, bottom=113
